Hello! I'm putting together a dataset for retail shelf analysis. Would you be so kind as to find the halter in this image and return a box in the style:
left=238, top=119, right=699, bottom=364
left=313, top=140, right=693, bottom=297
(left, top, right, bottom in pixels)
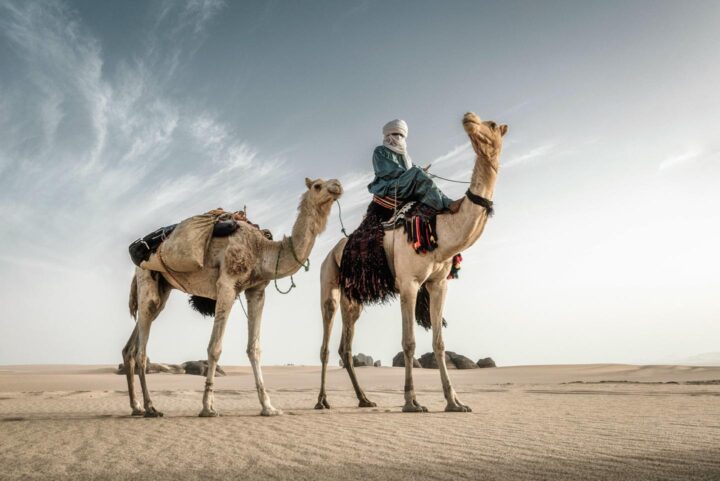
left=465, top=189, right=494, bottom=217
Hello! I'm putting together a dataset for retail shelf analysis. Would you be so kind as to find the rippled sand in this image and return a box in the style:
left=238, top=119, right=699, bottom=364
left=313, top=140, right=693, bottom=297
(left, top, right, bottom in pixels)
left=1, top=364, right=719, bottom=481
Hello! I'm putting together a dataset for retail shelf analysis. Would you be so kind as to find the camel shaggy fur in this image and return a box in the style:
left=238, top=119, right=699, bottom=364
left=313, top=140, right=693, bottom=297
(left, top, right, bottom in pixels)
left=123, top=178, right=342, bottom=417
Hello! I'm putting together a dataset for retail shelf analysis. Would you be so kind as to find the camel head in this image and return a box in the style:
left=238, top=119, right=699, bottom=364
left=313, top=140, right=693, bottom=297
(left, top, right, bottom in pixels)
left=304, top=177, right=343, bottom=206
left=462, top=112, right=508, bottom=170
left=298, top=178, right=343, bottom=235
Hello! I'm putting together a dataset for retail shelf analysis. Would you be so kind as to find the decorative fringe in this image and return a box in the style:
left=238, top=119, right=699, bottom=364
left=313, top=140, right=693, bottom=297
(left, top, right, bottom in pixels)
left=448, top=253, right=463, bottom=279
left=339, top=203, right=397, bottom=305
left=403, top=203, right=438, bottom=254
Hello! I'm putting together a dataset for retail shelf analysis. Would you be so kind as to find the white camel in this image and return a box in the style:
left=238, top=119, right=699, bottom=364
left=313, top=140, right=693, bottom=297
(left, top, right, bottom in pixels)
left=316, top=112, right=507, bottom=412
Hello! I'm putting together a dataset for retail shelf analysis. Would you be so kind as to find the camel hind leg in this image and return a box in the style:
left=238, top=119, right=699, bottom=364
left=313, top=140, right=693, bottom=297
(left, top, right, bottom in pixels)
left=316, top=252, right=341, bottom=409
left=127, top=269, right=171, bottom=417
left=339, top=295, right=376, bottom=408
left=121, top=324, right=143, bottom=416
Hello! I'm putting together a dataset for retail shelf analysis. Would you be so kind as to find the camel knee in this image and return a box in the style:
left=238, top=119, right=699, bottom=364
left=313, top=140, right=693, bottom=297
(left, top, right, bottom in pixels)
left=322, top=298, right=337, bottom=321
left=433, top=339, right=445, bottom=353
left=208, top=345, right=222, bottom=362
left=402, top=340, right=416, bottom=354
left=320, top=347, right=330, bottom=364
left=246, top=343, right=260, bottom=361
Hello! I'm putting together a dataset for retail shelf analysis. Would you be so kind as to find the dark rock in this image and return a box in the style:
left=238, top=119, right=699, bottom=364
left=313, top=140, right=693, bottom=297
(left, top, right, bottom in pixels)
left=476, top=357, right=496, bottom=368
left=447, top=352, right=478, bottom=369
left=373, top=360, right=382, bottom=367
left=392, top=351, right=421, bottom=368
left=116, top=359, right=184, bottom=375
left=181, top=360, right=226, bottom=376
left=353, top=353, right=374, bottom=367
left=418, top=352, right=456, bottom=369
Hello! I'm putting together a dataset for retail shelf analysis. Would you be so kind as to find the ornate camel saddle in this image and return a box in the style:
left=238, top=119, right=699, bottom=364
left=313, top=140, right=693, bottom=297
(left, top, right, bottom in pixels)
left=339, top=196, right=462, bottom=308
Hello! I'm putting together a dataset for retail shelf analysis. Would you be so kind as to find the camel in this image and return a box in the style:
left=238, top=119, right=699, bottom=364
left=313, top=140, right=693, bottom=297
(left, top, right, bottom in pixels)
left=315, top=112, right=507, bottom=412
left=123, top=177, right=343, bottom=417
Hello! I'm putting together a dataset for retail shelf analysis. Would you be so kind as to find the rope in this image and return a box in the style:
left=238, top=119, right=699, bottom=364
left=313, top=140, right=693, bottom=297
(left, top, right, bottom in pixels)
left=428, top=172, right=471, bottom=184
left=288, top=236, right=310, bottom=271
left=273, top=236, right=309, bottom=294
left=238, top=295, right=248, bottom=319
left=335, top=200, right=349, bottom=238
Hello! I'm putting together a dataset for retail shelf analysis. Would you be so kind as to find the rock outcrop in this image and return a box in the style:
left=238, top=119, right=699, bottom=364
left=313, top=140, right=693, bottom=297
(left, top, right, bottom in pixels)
left=476, top=357, right=496, bottom=368
left=116, top=359, right=184, bottom=375
left=392, top=351, right=421, bottom=368
left=417, top=351, right=485, bottom=369
left=181, top=360, right=226, bottom=376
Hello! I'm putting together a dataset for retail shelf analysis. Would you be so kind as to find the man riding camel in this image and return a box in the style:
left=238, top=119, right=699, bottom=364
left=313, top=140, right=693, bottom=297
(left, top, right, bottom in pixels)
left=367, top=119, right=463, bottom=214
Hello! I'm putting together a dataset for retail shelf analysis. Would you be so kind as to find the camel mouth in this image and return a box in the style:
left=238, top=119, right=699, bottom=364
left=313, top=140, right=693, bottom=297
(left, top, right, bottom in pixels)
left=326, top=180, right=343, bottom=197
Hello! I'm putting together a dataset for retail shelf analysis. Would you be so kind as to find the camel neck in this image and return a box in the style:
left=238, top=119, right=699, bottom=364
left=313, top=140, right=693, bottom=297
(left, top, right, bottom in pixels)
left=468, top=153, right=498, bottom=201
left=432, top=152, right=499, bottom=259
left=260, top=196, right=328, bottom=280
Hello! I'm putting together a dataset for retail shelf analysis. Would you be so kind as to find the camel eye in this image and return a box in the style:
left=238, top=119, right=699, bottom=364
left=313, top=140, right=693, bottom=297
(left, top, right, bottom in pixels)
left=314, top=184, right=321, bottom=191
left=488, top=121, right=497, bottom=129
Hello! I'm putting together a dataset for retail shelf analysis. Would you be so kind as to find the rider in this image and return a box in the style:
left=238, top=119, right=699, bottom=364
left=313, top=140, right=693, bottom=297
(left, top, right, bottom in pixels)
left=367, top=119, right=463, bottom=214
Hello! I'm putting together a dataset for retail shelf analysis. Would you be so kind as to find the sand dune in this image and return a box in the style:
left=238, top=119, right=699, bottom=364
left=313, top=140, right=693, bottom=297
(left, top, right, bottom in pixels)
left=1, top=364, right=719, bottom=481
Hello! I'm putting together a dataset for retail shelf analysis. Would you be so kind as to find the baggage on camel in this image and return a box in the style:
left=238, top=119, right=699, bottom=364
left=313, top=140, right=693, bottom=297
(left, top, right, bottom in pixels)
left=128, top=209, right=271, bottom=273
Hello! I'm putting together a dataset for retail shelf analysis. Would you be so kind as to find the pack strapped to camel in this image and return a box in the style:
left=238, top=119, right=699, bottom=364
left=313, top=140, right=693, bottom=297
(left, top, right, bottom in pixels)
left=339, top=196, right=463, bottom=309
left=128, top=209, right=272, bottom=273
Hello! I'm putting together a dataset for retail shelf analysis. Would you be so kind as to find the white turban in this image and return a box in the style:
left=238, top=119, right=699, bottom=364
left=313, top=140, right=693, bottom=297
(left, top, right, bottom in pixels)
left=382, top=119, right=408, bottom=137
left=382, top=119, right=412, bottom=169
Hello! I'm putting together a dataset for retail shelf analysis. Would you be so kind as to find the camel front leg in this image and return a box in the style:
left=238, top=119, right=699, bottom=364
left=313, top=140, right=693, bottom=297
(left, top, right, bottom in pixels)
left=400, top=280, right=426, bottom=412
left=199, top=282, right=236, bottom=417
left=245, top=287, right=281, bottom=416
left=315, top=286, right=339, bottom=409
left=428, top=280, right=471, bottom=412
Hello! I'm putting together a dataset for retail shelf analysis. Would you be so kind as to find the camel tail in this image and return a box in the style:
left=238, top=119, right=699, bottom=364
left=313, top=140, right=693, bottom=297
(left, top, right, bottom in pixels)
left=129, top=274, right=138, bottom=320
left=415, top=284, right=447, bottom=330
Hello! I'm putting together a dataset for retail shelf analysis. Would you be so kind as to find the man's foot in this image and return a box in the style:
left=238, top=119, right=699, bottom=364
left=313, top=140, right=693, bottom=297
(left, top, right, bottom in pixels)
left=448, top=198, right=464, bottom=214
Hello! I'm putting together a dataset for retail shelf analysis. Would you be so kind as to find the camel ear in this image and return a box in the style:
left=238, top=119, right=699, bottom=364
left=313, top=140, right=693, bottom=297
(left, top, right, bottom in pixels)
left=305, top=177, right=313, bottom=189
left=499, top=124, right=508, bottom=136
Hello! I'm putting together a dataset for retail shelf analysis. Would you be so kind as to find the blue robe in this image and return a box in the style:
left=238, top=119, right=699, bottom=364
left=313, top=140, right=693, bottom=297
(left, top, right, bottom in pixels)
left=367, top=145, right=452, bottom=211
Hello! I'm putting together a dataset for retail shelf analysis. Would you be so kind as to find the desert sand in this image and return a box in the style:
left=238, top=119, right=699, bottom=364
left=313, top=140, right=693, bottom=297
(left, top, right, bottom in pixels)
left=1, top=364, right=719, bottom=481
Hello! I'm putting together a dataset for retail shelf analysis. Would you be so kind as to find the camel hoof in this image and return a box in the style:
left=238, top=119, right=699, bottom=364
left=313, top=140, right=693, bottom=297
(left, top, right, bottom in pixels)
left=260, top=407, right=283, bottom=417
left=402, top=403, right=428, bottom=413
left=143, top=408, right=163, bottom=418
left=445, top=404, right=472, bottom=413
left=314, top=398, right=331, bottom=410
left=358, top=400, right=377, bottom=408
left=198, top=408, right=218, bottom=418
left=131, top=409, right=145, bottom=417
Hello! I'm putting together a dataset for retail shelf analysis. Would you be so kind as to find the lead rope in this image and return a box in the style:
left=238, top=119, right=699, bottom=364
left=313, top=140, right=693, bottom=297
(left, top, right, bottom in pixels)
left=335, top=200, right=349, bottom=238
left=273, top=236, right=309, bottom=294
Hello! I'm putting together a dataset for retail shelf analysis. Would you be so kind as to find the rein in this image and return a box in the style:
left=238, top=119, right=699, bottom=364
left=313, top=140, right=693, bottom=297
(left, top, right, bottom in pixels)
left=273, top=236, right=310, bottom=294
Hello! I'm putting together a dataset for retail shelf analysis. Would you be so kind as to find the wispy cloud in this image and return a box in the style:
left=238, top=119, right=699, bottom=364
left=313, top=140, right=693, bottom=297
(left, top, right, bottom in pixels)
left=658, top=149, right=704, bottom=171
left=502, top=143, right=557, bottom=168
left=0, top=0, right=286, bottom=273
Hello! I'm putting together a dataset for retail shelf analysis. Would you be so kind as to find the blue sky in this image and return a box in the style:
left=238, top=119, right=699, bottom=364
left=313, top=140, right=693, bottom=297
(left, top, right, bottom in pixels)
left=1, top=0, right=719, bottom=366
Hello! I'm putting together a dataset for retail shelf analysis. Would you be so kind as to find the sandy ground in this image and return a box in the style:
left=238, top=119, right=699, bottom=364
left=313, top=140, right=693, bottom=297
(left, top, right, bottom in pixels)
left=1, top=364, right=719, bottom=481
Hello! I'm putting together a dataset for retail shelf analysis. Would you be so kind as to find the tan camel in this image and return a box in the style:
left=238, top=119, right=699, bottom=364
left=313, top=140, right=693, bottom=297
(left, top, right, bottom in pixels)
left=123, top=178, right=343, bottom=417
left=316, top=112, right=507, bottom=412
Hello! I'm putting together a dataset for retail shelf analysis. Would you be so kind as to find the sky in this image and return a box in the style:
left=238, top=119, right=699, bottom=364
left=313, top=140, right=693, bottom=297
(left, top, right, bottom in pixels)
left=1, top=0, right=719, bottom=367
